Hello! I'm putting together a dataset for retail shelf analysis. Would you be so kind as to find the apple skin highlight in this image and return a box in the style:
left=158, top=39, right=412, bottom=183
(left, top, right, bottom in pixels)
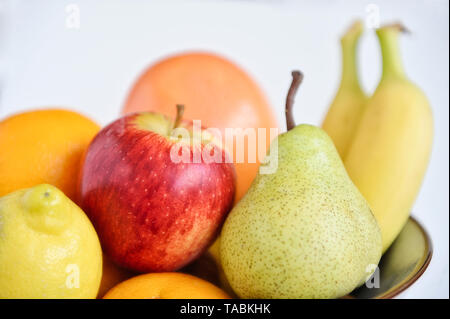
left=78, top=113, right=235, bottom=273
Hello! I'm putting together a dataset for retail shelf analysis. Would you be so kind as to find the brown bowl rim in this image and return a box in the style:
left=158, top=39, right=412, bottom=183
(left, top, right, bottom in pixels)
left=377, top=215, right=433, bottom=299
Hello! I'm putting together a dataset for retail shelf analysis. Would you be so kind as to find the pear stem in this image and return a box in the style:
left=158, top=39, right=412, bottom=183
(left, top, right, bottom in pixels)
left=173, top=104, right=185, bottom=129
left=285, top=70, right=304, bottom=131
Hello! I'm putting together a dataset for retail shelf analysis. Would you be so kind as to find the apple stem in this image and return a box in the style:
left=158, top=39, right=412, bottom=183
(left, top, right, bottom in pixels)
left=173, top=104, right=185, bottom=129
left=285, top=70, right=304, bottom=131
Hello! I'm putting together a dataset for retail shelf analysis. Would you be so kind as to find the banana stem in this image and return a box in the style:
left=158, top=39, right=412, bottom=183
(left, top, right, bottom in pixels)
left=285, top=71, right=304, bottom=131
left=340, top=21, right=364, bottom=90
left=377, top=23, right=407, bottom=80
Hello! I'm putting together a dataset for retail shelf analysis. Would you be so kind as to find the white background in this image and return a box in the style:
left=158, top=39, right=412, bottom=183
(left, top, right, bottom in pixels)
left=0, top=0, right=448, bottom=298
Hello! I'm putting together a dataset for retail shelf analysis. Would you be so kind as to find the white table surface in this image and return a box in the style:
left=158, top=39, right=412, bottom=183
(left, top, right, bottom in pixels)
left=0, top=0, right=448, bottom=299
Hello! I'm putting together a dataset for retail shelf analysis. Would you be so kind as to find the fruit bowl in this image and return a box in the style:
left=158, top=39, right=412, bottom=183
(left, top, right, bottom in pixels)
left=349, top=216, right=432, bottom=299
left=185, top=216, right=432, bottom=299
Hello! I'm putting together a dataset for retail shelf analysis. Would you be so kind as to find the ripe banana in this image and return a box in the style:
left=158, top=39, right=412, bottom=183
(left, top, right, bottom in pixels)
left=344, top=24, right=433, bottom=253
left=322, top=20, right=368, bottom=158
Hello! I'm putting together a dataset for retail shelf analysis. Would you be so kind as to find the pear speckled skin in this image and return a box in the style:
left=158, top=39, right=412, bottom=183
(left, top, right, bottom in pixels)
left=220, top=124, right=382, bottom=299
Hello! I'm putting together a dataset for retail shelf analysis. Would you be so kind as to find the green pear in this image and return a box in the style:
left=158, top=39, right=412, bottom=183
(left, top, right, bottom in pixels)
left=220, top=71, right=382, bottom=299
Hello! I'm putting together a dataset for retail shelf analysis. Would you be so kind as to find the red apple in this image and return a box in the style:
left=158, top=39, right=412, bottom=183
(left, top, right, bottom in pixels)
left=78, top=106, right=235, bottom=272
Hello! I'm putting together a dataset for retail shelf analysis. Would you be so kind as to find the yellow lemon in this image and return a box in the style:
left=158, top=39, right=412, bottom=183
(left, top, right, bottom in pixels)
left=0, top=184, right=102, bottom=298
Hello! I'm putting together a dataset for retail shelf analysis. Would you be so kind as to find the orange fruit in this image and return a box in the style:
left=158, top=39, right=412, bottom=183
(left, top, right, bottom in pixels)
left=122, top=52, right=279, bottom=203
left=97, top=254, right=134, bottom=298
left=103, top=272, right=231, bottom=299
left=0, top=109, right=100, bottom=200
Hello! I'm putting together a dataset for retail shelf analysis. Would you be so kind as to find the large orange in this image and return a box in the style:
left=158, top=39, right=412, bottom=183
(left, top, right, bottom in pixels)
left=0, top=109, right=100, bottom=200
left=103, top=272, right=230, bottom=299
left=123, top=52, right=279, bottom=202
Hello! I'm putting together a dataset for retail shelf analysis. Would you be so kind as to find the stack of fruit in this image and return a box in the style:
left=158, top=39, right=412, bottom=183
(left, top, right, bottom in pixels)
left=0, top=22, right=432, bottom=299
